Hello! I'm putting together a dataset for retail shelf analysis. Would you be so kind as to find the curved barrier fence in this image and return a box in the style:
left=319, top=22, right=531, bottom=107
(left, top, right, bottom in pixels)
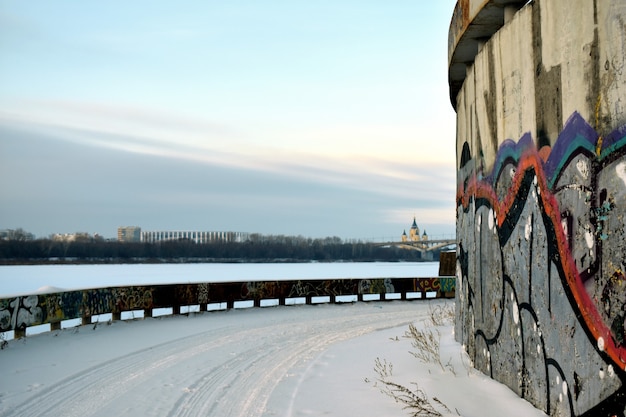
left=0, top=277, right=455, bottom=339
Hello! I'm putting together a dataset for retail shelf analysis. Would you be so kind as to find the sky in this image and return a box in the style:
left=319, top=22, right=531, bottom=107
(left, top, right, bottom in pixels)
left=0, top=1, right=458, bottom=241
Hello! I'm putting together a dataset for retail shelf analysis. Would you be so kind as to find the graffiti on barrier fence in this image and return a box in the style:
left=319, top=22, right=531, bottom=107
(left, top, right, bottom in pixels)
left=358, top=279, right=394, bottom=294
left=417, top=278, right=440, bottom=293
left=114, top=287, right=153, bottom=312
left=0, top=296, right=43, bottom=330
left=439, top=277, right=455, bottom=293
left=287, top=280, right=355, bottom=298
left=198, top=283, right=209, bottom=304
left=173, top=285, right=200, bottom=307
left=0, top=277, right=452, bottom=334
left=43, top=292, right=82, bottom=322
left=242, top=281, right=289, bottom=300
left=82, top=289, right=116, bottom=317
left=456, top=112, right=626, bottom=416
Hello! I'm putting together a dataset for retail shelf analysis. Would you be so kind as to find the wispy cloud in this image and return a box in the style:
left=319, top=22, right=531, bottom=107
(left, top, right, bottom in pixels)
left=0, top=99, right=455, bottom=205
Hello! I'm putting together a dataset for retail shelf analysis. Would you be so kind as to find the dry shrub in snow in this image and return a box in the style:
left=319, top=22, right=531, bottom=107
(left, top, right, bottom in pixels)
left=404, top=323, right=442, bottom=369
left=405, top=302, right=456, bottom=374
left=374, top=357, right=451, bottom=417
left=426, top=303, right=455, bottom=327
left=373, top=302, right=458, bottom=416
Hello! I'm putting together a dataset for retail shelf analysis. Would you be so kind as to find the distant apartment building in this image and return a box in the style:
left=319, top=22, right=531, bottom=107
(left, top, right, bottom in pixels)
left=141, top=230, right=249, bottom=244
left=117, top=226, right=141, bottom=242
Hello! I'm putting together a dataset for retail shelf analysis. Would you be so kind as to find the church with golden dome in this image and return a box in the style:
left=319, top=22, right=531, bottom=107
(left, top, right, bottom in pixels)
left=401, top=217, right=428, bottom=242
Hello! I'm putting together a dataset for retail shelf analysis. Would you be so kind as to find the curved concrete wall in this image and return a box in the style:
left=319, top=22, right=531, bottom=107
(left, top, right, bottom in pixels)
left=450, top=0, right=626, bottom=416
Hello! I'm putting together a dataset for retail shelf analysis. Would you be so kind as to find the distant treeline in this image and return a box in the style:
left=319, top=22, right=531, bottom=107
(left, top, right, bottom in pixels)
left=0, top=234, right=436, bottom=264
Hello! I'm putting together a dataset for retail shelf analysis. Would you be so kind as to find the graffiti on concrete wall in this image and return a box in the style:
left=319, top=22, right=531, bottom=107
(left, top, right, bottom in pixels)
left=456, top=111, right=626, bottom=416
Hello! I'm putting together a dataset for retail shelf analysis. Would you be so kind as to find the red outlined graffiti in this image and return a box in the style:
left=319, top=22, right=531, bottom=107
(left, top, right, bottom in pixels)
left=457, top=112, right=626, bottom=416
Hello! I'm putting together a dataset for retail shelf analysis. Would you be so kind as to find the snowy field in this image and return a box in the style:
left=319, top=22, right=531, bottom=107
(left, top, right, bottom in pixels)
left=0, top=262, right=439, bottom=297
left=0, top=300, right=546, bottom=417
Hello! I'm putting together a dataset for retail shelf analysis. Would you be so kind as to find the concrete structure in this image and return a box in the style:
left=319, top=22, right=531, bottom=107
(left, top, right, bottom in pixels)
left=141, top=230, right=249, bottom=244
left=450, top=0, right=626, bottom=415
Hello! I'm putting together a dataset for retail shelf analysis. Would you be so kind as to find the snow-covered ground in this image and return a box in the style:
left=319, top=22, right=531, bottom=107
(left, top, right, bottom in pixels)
left=0, top=300, right=547, bottom=417
left=0, top=262, right=440, bottom=297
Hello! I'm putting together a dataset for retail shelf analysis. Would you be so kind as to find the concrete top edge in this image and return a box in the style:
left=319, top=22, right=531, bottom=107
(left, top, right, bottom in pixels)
left=447, top=0, right=529, bottom=110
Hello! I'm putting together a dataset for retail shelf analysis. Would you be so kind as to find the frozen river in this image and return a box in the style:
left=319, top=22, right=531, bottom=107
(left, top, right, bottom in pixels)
left=0, top=262, right=439, bottom=297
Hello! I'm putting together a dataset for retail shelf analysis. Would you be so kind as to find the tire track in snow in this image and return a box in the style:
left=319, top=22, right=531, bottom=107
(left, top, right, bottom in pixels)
left=1, top=325, right=241, bottom=417
left=0, top=302, right=430, bottom=417
left=167, top=307, right=425, bottom=417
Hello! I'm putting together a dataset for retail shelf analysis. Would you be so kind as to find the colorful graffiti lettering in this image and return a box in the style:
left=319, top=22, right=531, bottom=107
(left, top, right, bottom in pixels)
left=457, top=112, right=626, bottom=416
left=417, top=278, right=440, bottom=293
left=439, top=277, right=456, bottom=293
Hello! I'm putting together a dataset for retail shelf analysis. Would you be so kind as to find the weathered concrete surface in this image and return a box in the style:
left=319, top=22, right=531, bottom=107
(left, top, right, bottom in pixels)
left=448, top=0, right=529, bottom=108
left=450, top=0, right=626, bottom=416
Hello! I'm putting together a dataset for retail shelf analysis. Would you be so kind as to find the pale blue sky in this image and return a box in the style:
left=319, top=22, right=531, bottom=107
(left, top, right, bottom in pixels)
left=0, top=1, right=457, bottom=241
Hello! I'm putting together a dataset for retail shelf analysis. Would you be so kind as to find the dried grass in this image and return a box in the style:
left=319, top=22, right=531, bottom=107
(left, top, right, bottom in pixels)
left=374, top=357, right=450, bottom=417
left=371, top=302, right=459, bottom=416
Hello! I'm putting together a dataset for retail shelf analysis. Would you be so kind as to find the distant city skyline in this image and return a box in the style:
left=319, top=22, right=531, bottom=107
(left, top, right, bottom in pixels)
left=0, top=1, right=458, bottom=241
left=2, top=217, right=454, bottom=243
